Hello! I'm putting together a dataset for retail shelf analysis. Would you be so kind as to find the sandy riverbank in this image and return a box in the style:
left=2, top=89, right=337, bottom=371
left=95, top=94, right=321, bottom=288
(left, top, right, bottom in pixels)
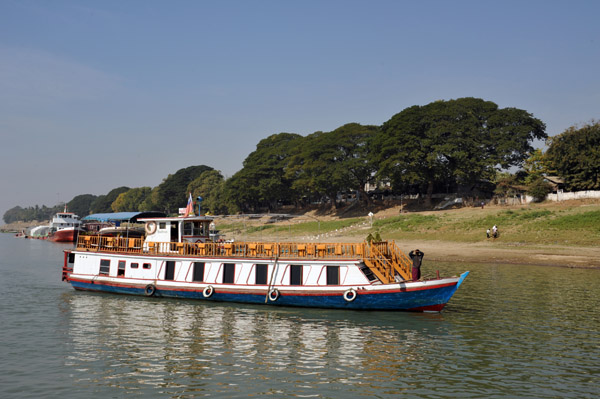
left=391, top=239, right=600, bottom=269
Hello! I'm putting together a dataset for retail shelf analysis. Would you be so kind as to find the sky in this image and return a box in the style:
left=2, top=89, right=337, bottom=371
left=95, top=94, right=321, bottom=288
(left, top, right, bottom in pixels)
left=1, top=0, right=599, bottom=218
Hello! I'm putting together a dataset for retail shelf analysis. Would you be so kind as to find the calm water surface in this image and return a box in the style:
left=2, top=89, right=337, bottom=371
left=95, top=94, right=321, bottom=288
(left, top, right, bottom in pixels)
left=0, top=234, right=598, bottom=398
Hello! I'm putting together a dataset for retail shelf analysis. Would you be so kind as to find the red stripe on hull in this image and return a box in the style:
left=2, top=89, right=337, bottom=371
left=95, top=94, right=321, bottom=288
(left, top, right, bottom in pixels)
left=49, top=229, right=78, bottom=242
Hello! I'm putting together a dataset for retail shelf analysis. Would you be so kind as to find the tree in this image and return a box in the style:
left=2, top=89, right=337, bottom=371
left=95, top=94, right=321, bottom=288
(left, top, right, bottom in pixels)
left=373, top=98, right=547, bottom=206
left=90, top=187, right=130, bottom=213
left=225, top=133, right=303, bottom=212
left=67, top=194, right=98, bottom=217
left=153, top=165, right=213, bottom=214
left=522, top=148, right=548, bottom=184
left=111, top=187, right=152, bottom=212
left=527, top=176, right=552, bottom=202
left=186, top=170, right=226, bottom=214
left=545, top=121, right=600, bottom=191
left=287, top=123, right=378, bottom=207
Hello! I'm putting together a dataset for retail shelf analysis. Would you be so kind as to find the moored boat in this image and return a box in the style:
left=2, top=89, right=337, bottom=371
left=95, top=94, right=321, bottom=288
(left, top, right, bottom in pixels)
left=61, top=215, right=468, bottom=312
left=48, top=210, right=84, bottom=242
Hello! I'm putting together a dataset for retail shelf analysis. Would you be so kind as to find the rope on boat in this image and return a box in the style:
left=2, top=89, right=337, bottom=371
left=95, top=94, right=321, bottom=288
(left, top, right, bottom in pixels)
left=265, top=254, right=279, bottom=303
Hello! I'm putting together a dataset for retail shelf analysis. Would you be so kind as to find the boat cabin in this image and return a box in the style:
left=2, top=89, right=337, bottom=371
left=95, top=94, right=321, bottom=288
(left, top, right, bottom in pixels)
left=141, top=216, right=214, bottom=244
left=51, top=212, right=82, bottom=229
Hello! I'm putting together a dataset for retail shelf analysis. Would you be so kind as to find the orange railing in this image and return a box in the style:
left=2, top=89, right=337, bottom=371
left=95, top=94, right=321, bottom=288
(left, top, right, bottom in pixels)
left=76, top=236, right=412, bottom=282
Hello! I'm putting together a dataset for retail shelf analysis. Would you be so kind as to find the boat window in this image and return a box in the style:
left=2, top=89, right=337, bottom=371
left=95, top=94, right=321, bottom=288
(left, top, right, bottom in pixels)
left=223, top=263, right=235, bottom=284
left=99, top=259, right=110, bottom=275
left=68, top=253, right=75, bottom=264
left=131, top=263, right=139, bottom=269
left=326, top=266, right=340, bottom=285
left=170, top=223, right=179, bottom=241
left=117, top=260, right=126, bottom=277
left=165, top=261, right=175, bottom=280
left=159, top=222, right=166, bottom=230
left=255, top=264, right=268, bottom=285
left=290, top=264, right=303, bottom=286
left=143, top=263, right=151, bottom=269
left=183, top=222, right=193, bottom=235
left=195, top=222, right=206, bottom=236
left=193, top=262, right=205, bottom=282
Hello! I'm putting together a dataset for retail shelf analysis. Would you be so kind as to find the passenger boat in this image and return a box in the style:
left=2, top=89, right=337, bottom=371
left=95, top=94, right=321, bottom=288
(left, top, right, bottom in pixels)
left=61, top=215, right=469, bottom=312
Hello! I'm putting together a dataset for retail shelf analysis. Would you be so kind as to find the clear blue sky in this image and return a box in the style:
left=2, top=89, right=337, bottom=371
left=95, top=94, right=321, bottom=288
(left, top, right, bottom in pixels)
left=1, top=0, right=599, bottom=218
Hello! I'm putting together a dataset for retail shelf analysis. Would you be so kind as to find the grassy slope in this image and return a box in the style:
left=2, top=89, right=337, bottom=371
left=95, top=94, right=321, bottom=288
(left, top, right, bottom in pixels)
left=217, top=200, right=600, bottom=247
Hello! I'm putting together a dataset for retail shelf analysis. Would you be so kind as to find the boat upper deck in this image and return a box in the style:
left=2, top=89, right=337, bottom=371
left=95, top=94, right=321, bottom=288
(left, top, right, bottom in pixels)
left=75, top=235, right=414, bottom=283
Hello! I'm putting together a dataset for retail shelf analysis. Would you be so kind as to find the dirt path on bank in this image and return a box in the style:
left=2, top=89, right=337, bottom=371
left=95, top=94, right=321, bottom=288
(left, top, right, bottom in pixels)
left=384, top=239, right=600, bottom=269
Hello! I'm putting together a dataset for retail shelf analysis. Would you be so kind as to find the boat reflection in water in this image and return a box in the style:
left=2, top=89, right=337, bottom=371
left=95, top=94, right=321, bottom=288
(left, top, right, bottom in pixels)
left=62, top=292, right=440, bottom=395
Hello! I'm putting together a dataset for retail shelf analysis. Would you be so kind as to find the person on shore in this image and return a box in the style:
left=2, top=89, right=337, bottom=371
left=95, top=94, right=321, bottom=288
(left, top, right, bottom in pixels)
left=492, top=225, right=498, bottom=239
left=486, top=228, right=490, bottom=239
left=408, top=249, right=424, bottom=281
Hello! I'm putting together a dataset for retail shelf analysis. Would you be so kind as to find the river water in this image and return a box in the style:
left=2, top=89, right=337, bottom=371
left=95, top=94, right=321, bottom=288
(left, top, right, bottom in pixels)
left=0, top=233, right=598, bottom=398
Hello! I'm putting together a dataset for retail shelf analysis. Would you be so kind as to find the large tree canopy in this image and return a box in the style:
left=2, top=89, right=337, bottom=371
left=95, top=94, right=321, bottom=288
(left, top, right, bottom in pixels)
left=153, top=165, right=213, bottom=213
left=225, top=133, right=303, bottom=212
left=186, top=170, right=226, bottom=214
left=90, top=187, right=130, bottom=213
left=67, top=194, right=98, bottom=217
left=373, top=98, right=546, bottom=204
left=111, top=187, right=152, bottom=212
left=286, top=123, right=379, bottom=207
left=545, top=121, right=600, bottom=190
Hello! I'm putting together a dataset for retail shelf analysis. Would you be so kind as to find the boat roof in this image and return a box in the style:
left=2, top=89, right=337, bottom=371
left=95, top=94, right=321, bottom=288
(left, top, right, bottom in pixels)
left=138, top=215, right=214, bottom=222
left=82, top=211, right=166, bottom=222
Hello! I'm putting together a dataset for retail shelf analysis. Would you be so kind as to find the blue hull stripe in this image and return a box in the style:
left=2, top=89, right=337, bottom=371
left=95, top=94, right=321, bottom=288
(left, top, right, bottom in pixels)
left=69, top=278, right=464, bottom=311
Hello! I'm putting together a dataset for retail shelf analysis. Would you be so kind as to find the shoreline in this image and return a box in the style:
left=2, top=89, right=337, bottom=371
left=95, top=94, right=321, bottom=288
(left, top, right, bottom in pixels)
left=4, top=217, right=599, bottom=268
left=393, top=239, right=600, bottom=269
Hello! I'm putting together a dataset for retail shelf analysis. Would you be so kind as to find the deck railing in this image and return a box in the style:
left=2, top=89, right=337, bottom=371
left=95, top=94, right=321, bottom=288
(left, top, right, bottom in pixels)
left=76, top=235, right=413, bottom=282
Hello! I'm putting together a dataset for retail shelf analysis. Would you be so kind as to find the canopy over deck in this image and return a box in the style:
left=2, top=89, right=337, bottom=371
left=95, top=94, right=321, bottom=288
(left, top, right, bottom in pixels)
left=82, top=211, right=166, bottom=223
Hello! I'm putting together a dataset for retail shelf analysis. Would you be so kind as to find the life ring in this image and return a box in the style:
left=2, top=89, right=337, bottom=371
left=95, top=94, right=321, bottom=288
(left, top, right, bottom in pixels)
left=145, top=221, right=157, bottom=235
left=145, top=284, right=156, bottom=296
left=343, top=288, right=357, bottom=302
left=203, top=285, right=214, bottom=298
left=268, top=288, right=280, bottom=302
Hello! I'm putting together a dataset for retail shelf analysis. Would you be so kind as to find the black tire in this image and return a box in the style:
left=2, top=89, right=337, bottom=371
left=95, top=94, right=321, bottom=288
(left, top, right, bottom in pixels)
left=145, top=284, right=156, bottom=296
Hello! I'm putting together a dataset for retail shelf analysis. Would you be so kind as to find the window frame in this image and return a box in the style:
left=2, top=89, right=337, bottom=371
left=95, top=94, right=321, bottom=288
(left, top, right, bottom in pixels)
left=290, top=264, right=303, bottom=286
left=99, top=259, right=110, bottom=275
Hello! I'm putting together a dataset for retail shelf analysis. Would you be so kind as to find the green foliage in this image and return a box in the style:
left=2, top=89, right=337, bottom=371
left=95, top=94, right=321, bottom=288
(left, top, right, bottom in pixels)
left=373, top=98, right=547, bottom=203
left=66, top=194, right=97, bottom=217
left=224, top=133, right=303, bottom=212
left=545, top=210, right=600, bottom=231
left=187, top=170, right=227, bottom=214
left=373, top=214, right=439, bottom=231
left=287, top=123, right=379, bottom=206
left=111, top=187, right=152, bottom=212
left=90, top=187, right=130, bottom=213
left=493, top=172, right=519, bottom=197
left=523, top=148, right=548, bottom=184
left=459, top=209, right=552, bottom=230
left=2, top=204, right=63, bottom=223
left=545, top=121, right=600, bottom=191
left=527, top=177, right=552, bottom=202
left=153, top=165, right=213, bottom=214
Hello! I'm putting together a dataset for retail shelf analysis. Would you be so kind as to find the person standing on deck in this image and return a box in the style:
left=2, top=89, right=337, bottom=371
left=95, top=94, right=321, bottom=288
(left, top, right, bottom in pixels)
left=408, top=249, right=424, bottom=281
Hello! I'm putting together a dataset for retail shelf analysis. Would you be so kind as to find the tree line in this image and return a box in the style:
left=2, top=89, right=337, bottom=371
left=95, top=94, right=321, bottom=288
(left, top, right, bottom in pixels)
left=4, top=98, right=599, bottom=223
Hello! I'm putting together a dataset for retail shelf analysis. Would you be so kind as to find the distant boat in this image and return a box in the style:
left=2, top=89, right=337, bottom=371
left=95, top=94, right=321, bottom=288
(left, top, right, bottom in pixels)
left=48, top=207, right=84, bottom=243
left=62, top=214, right=469, bottom=312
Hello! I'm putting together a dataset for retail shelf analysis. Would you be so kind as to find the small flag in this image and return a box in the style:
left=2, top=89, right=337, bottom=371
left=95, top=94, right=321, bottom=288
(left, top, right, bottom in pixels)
left=184, top=192, right=194, bottom=217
